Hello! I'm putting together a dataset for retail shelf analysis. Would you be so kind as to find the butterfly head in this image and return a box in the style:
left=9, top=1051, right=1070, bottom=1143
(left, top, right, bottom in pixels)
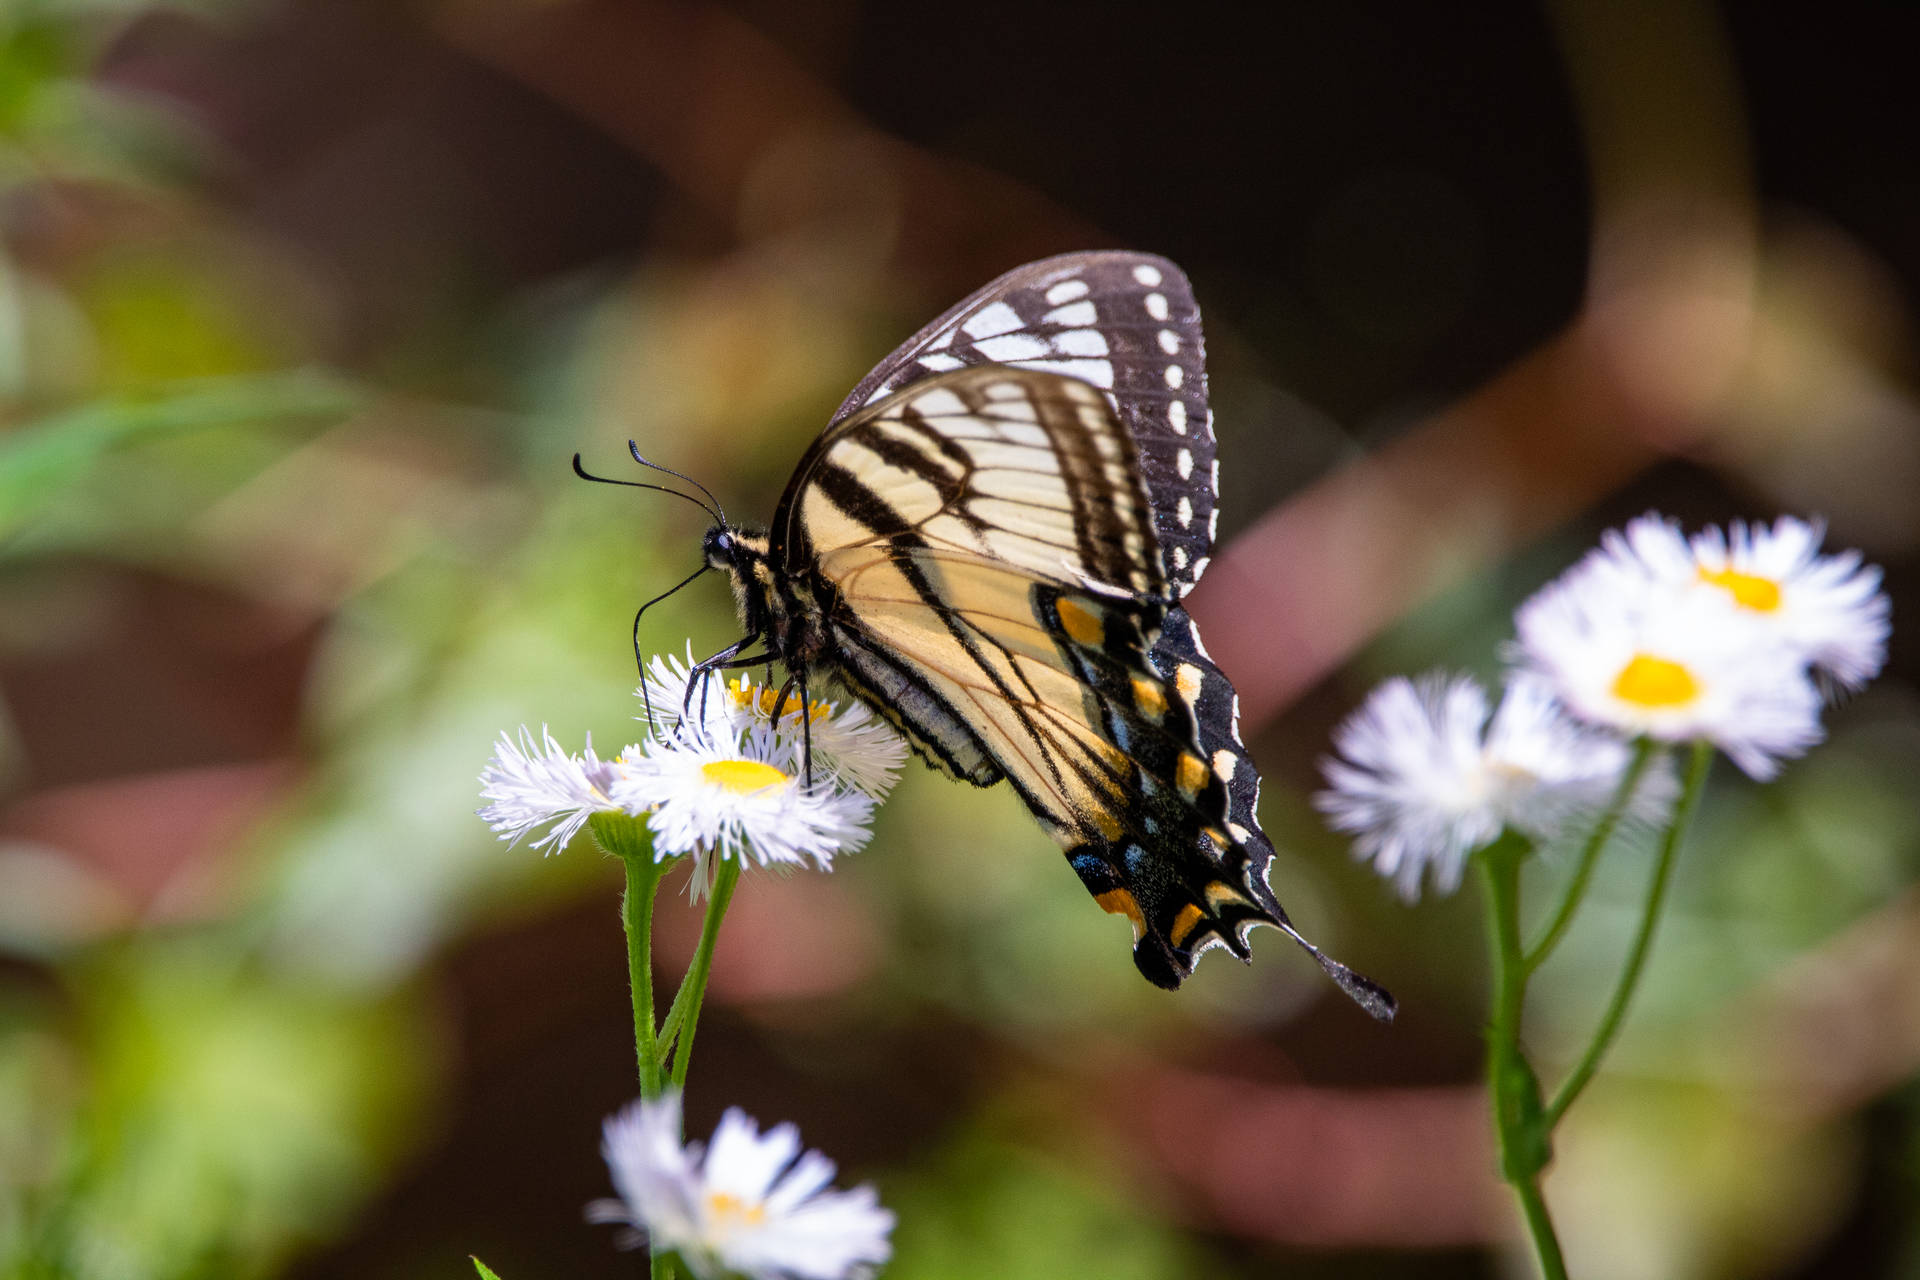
left=701, top=524, right=739, bottom=571
left=703, top=522, right=796, bottom=652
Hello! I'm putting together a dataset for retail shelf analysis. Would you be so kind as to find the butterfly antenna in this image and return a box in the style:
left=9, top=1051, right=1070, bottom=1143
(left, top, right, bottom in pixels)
left=628, top=441, right=727, bottom=526
left=573, top=454, right=721, bottom=524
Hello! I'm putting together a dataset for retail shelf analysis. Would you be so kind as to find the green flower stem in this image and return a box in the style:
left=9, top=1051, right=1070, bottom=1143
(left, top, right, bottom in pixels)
left=624, top=854, right=667, bottom=1097
left=667, top=856, right=743, bottom=1087
left=1524, top=739, right=1657, bottom=975
left=589, top=813, right=670, bottom=1096
left=1544, top=738, right=1713, bottom=1127
left=1477, top=831, right=1567, bottom=1280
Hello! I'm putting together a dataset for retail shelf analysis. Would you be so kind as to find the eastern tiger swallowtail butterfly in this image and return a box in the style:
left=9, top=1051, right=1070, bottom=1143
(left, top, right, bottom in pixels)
left=617, top=251, right=1393, bottom=1019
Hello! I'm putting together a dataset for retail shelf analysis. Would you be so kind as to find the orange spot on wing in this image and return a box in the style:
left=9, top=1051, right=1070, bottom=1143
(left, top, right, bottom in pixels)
left=1169, top=903, right=1206, bottom=948
left=1132, top=676, right=1167, bottom=722
left=1056, top=597, right=1105, bottom=648
left=1096, top=888, right=1146, bottom=939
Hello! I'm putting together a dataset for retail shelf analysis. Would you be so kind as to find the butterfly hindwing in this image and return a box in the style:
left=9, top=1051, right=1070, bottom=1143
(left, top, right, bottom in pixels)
left=1033, top=585, right=1290, bottom=985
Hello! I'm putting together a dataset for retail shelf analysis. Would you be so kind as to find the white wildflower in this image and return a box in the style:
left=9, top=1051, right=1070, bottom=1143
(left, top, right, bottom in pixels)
left=639, top=652, right=907, bottom=797
left=718, top=673, right=907, bottom=797
left=589, top=1090, right=894, bottom=1280
left=613, top=724, right=875, bottom=896
left=1318, top=675, right=1662, bottom=901
left=477, top=726, right=629, bottom=853
left=1597, top=512, right=1890, bottom=694
left=1514, top=555, right=1823, bottom=779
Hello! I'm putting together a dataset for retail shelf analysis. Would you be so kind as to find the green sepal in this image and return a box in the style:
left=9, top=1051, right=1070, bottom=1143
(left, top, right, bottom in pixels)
left=588, top=810, right=657, bottom=862
left=470, top=1257, right=503, bottom=1280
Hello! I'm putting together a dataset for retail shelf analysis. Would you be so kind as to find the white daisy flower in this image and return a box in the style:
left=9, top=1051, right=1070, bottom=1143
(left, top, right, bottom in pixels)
left=1318, top=675, right=1662, bottom=901
left=1597, top=513, right=1890, bottom=694
left=589, top=1090, right=894, bottom=1280
left=718, top=674, right=907, bottom=798
left=477, top=726, right=629, bottom=853
left=638, top=652, right=907, bottom=798
left=613, top=724, right=876, bottom=896
left=1514, top=559, right=1824, bottom=779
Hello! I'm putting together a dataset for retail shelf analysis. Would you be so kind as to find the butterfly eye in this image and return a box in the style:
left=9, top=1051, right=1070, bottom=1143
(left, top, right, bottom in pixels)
left=702, top=527, right=733, bottom=567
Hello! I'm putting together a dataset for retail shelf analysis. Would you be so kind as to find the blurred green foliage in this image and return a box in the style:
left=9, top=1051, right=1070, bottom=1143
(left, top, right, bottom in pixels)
left=0, top=373, right=358, bottom=543
left=885, top=1133, right=1206, bottom=1280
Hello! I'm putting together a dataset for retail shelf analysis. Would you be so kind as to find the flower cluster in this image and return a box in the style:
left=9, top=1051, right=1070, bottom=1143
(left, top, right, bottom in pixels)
left=477, top=653, right=907, bottom=887
left=1320, top=513, right=1888, bottom=898
left=589, top=1091, right=894, bottom=1280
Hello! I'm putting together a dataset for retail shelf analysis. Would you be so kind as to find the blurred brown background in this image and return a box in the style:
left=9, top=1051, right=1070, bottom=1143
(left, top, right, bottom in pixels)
left=3, top=2, right=1919, bottom=1277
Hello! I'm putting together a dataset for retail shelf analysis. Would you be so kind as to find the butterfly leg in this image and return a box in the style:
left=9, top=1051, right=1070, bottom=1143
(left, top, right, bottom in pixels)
left=685, top=635, right=762, bottom=741
left=760, top=673, right=816, bottom=783
left=688, top=642, right=788, bottom=742
left=799, top=673, right=813, bottom=787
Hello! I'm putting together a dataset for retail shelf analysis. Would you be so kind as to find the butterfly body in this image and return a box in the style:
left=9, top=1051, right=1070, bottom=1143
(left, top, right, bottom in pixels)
left=687, top=252, right=1392, bottom=1018
left=703, top=525, right=829, bottom=668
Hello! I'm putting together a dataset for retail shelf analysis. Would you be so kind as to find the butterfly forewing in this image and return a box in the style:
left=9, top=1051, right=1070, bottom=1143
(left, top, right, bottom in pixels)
left=781, top=366, right=1161, bottom=598
left=830, top=252, right=1217, bottom=598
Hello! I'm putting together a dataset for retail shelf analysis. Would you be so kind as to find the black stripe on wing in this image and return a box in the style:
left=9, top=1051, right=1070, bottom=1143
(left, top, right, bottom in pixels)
left=830, top=251, right=1217, bottom=598
left=828, top=619, right=1004, bottom=787
left=781, top=366, right=1165, bottom=602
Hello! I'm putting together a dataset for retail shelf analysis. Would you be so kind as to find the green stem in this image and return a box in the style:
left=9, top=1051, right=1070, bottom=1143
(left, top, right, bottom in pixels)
left=1524, top=739, right=1657, bottom=975
left=1544, top=739, right=1713, bottom=1127
left=1478, top=831, right=1568, bottom=1280
left=589, top=813, right=670, bottom=1097
left=1512, top=1180, right=1568, bottom=1280
left=586, top=817, right=679, bottom=1280
left=667, top=855, right=743, bottom=1087
left=622, top=853, right=666, bottom=1097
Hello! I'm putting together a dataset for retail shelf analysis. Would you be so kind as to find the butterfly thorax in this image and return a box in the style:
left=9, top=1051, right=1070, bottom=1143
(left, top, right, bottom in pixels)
left=703, top=523, right=830, bottom=668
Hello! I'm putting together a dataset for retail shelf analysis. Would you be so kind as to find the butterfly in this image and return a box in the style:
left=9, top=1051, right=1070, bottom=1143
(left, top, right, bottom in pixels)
left=618, top=251, right=1392, bottom=1018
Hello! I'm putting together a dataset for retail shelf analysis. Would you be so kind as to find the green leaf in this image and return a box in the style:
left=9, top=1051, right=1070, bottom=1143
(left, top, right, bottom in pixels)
left=0, top=369, right=360, bottom=541
left=471, top=1257, right=503, bottom=1280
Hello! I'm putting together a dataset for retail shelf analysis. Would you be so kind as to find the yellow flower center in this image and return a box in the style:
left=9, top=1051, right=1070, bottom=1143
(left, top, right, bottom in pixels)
left=729, top=678, right=828, bottom=722
left=1611, top=653, right=1701, bottom=708
left=700, top=759, right=789, bottom=794
left=1698, top=565, right=1782, bottom=612
left=706, top=1191, right=767, bottom=1226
